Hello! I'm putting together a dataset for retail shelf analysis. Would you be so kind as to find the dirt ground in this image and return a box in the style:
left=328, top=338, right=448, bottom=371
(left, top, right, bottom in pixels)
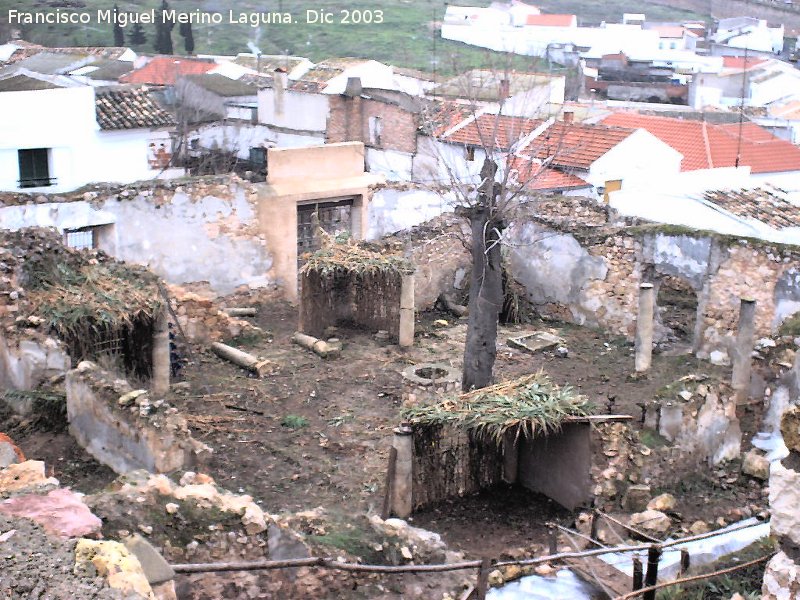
left=1, top=299, right=768, bottom=563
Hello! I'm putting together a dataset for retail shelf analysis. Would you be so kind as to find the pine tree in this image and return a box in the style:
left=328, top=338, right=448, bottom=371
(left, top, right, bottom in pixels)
left=129, top=22, right=147, bottom=46
left=154, top=0, right=174, bottom=54
left=179, top=22, right=194, bottom=55
left=112, top=5, right=125, bottom=46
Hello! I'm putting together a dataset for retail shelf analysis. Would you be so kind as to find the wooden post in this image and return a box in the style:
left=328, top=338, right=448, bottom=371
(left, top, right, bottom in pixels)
left=151, top=305, right=170, bottom=396
left=399, top=274, right=415, bottom=348
left=390, top=424, right=413, bottom=518
left=632, top=556, right=643, bottom=590
left=732, top=297, right=756, bottom=404
left=643, top=545, right=661, bottom=600
left=635, top=283, right=655, bottom=372
left=475, top=557, right=491, bottom=600
left=590, top=510, right=599, bottom=542
left=502, top=428, right=519, bottom=484
left=680, top=548, right=690, bottom=575
left=548, top=524, right=558, bottom=555
left=381, top=447, right=397, bottom=520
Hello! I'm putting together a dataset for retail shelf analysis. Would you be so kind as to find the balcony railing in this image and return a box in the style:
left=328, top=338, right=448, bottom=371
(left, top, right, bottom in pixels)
left=18, top=177, right=57, bottom=189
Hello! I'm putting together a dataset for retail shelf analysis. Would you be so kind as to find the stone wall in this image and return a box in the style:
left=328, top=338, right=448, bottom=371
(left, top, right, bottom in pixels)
left=0, top=334, right=70, bottom=408
left=508, top=196, right=800, bottom=360
left=66, top=361, right=211, bottom=474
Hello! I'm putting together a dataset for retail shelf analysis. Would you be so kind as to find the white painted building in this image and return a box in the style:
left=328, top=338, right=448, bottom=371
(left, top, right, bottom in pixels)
left=689, top=57, right=800, bottom=109
left=609, top=167, right=800, bottom=244
left=0, top=71, right=178, bottom=193
left=712, top=17, right=784, bottom=55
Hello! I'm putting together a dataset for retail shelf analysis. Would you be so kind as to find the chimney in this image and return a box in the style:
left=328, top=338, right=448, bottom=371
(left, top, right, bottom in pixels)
left=499, top=78, right=511, bottom=99
left=344, top=76, right=362, bottom=98
left=273, top=67, right=288, bottom=116
left=563, top=110, right=575, bottom=123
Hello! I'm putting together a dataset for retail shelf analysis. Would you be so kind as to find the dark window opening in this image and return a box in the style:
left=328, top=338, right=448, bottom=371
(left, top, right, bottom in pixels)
left=18, top=148, right=54, bottom=188
left=655, top=274, right=698, bottom=347
left=466, top=146, right=476, bottom=161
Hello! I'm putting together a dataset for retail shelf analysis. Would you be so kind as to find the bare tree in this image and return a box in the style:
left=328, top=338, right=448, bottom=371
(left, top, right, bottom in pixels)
left=419, top=55, right=576, bottom=391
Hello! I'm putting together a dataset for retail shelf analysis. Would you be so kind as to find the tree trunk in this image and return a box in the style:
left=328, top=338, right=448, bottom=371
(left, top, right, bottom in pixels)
left=462, top=206, right=504, bottom=392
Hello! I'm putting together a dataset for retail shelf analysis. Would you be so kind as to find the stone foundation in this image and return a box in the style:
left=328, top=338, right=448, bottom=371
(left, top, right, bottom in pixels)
left=65, top=361, right=211, bottom=474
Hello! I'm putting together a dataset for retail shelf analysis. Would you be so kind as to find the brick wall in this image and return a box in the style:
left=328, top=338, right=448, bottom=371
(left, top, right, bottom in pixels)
left=327, top=96, right=418, bottom=155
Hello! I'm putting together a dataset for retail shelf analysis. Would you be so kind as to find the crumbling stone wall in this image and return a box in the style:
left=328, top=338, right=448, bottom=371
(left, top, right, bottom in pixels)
left=0, top=175, right=274, bottom=296
left=508, top=196, right=800, bottom=360
left=66, top=361, right=211, bottom=474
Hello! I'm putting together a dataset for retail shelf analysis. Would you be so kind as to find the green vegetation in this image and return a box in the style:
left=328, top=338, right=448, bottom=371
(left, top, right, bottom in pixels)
left=403, top=371, right=593, bottom=443
left=281, top=414, right=309, bottom=428
left=639, top=428, right=669, bottom=449
left=779, top=312, right=800, bottom=336
left=654, top=539, right=774, bottom=600
left=3, top=0, right=707, bottom=71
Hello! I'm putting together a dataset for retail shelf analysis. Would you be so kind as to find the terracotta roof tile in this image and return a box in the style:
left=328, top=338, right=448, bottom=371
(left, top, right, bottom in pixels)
left=421, top=100, right=475, bottom=136
left=601, top=112, right=800, bottom=174
left=531, top=122, right=636, bottom=169
left=119, top=56, right=215, bottom=86
left=442, top=114, right=544, bottom=150
left=703, top=187, right=800, bottom=229
left=508, top=156, right=590, bottom=190
left=526, top=14, right=576, bottom=26
left=721, top=56, right=767, bottom=70
left=95, top=88, right=175, bottom=130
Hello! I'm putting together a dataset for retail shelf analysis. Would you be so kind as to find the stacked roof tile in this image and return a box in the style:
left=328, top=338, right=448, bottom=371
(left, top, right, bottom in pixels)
left=601, top=112, right=800, bottom=173
left=95, top=88, right=175, bottom=130
left=703, top=188, right=800, bottom=229
left=120, top=57, right=215, bottom=86
left=531, top=122, right=636, bottom=169
left=443, top=114, right=544, bottom=150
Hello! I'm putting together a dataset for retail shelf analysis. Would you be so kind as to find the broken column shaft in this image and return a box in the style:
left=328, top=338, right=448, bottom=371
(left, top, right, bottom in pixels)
left=390, top=424, right=413, bottom=518
left=635, top=283, right=654, bottom=372
left=151, top=306, right=170, bottom=396
left=732, top=298, right=756, bottom=403
left=399, top=274, right=415, bottom=348
left=210, top=342, right=273, bottom=377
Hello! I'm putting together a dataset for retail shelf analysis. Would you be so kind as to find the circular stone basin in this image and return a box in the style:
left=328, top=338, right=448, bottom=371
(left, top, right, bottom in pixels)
left=402, top=363, right=460, bottom=389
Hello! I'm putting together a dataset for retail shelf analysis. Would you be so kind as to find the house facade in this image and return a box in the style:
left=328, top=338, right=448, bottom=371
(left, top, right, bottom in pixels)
left=0, top=72, right=177, bottom=193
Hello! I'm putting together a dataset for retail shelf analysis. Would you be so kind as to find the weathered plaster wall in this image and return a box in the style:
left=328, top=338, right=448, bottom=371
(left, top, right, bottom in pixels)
left=0, top=334, right=70, bottom=412
left=367, top=187, right=456, bottom=240
left=508, top=196, right=800, bottom=359
left=0, top=177, right=274, bottom=297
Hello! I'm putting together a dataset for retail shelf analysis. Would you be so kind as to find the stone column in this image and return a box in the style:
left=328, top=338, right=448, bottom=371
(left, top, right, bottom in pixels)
left=391, top=424, right=413, bottom=518
left=732, top=298, right=756, bottom=403
left=635, top=283, right=654, bottom=372
left=151, top=306, right=170, bottom=397
left=502, top=428, right=519, bottom=484
left=398, top=274, right=415, bottom=348
left=763, top=406, right=800, bottom=598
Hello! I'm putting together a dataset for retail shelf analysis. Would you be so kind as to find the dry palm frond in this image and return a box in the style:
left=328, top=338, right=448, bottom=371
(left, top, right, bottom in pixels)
left=402, top=372, right=593, bottom=444
left=299, top=230, right=413, bottom=278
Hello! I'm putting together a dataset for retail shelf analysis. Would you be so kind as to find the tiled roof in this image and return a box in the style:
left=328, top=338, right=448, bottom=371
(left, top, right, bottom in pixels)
left=95, top=88, right=175, bottom=130
left=119, top=56, right=215, bottom=85
left=233, top=54, right=308, bottom=74
left=526, top=14, right=576, bottom=26
left=507, top=156, right=590, bottom=190
left=442, top=114, right=544, bottom=150
left=3, top=44, right=131, bottom=64
left=182, top=73, right=257, bottom=97
left=721, top=56, right=767, bottom=70
left=420, top=100, right=475, bottom=136
left=650, top=25, right=687, bottom=38
left=703, top=187, right=800, bottom=229
left=531, top=121, right=636, bottom=169
left=0, top=73, right=58, bottom=91
left=601, top=112, right=800, bottom=174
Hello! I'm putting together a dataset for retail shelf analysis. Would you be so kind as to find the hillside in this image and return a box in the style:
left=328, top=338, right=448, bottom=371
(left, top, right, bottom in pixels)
left=1, top=0, right=709, bottom=72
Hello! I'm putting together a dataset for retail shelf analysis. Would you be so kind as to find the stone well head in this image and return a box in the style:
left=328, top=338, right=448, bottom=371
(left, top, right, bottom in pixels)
left=402, top=363, right=460, bottom=404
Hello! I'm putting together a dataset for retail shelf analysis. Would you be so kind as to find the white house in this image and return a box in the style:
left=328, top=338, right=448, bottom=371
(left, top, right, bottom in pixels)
left=0, top=70, right=178, bottom=193
left=609, top=167, right=800, bottom=245
left=689, top=57, right=800, bottom=109
left=712, top=17, right=784, bottom=55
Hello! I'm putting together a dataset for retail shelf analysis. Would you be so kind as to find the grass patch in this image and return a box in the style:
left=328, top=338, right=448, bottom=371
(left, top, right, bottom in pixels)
left=779, top=312, right=800, bottom=337
left=655, top=539, right=774, bottom=600
left=639, top=428, right=669, bottom=449
left=281, top=414, right=309, bottom=429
